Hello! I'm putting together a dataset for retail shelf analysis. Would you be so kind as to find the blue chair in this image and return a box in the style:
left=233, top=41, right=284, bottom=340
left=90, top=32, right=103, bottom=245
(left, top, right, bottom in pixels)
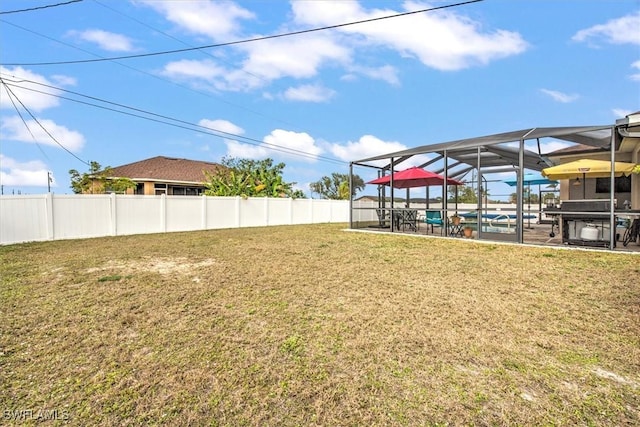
left=424, top=210, right=443, bottom=234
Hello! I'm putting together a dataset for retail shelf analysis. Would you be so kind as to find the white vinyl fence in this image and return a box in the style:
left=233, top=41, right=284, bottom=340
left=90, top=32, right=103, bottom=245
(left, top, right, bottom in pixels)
left=0, top=194, right=349, bottom=245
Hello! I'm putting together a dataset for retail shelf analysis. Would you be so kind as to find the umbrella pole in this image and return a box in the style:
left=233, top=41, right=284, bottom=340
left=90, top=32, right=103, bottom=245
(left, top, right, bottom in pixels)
left=426, top=187, right=430, bottom=209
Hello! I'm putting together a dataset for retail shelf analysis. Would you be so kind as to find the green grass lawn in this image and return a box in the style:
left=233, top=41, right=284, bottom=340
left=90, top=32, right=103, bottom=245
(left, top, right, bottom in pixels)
left=1, top=224, right=639, bottom=425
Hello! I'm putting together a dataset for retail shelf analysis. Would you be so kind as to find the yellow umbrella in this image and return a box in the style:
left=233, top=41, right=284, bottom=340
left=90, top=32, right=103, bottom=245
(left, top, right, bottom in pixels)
left=541, top=159, right=637, bottom=180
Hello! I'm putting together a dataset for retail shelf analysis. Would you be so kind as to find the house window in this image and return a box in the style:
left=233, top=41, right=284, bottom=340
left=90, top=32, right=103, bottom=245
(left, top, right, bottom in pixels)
left=595, top=176, right=631, bottom=193
left=168, top=186, right=203, bottom=195
left=154, top=183, right=167, bottom=195
left=134, top=183, right=144, bottom=195
left=171, top=187, right=186, bottom=196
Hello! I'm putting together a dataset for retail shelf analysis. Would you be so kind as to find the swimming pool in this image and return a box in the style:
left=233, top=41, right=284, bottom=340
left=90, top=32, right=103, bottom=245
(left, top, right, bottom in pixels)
left=460, top=211, right=537, bottom=230
left=460, top=222, right=516, bottom=234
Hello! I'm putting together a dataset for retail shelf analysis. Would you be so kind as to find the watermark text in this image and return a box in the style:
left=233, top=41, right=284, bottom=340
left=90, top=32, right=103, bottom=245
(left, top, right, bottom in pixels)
left=3, top=409, right=70, bottom=421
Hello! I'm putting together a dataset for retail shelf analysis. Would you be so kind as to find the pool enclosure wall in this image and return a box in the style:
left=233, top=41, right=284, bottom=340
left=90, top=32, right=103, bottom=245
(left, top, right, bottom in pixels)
left=349, top=116, right=640, bottom=250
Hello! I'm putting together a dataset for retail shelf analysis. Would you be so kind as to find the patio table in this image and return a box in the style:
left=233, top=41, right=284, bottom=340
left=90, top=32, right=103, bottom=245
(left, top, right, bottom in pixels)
left=448, top=222, right=464, bottom=237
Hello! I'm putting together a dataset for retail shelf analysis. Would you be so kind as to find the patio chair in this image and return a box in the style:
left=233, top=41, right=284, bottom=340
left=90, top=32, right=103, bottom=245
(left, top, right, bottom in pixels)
left=424, top=210, right=443, bottom=234
left=400, top=209, right=418, bottom=232
left=375, top=208, right=390, bottom=228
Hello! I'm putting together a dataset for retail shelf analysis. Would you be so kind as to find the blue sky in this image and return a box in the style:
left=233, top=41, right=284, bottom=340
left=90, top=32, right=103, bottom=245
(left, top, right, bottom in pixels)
left=1, top=0, right=638, bottom=199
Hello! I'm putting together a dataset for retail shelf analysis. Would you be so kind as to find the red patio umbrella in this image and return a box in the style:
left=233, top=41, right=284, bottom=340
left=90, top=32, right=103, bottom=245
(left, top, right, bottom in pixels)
left=367, top=166, right=463, bottom=188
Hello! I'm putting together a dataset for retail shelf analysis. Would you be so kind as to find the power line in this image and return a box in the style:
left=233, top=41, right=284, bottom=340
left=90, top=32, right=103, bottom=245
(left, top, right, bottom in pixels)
left=0, top=78, right=90, bottom=166
left=1, top=75, right=346, bottom=165
left=1, top=0, right=484, bottom=66
left=1, top=79, right=50, bottom=161
left=90, top=0, right=268, bottom=86
left=0, top=16, right=301, bottom=130
left=0, top=0, right=83, bottom=15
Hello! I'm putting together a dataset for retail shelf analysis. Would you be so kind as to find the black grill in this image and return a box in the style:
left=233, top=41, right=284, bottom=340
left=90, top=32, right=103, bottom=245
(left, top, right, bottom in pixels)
left=558, top=199, right=615, bottom=212
left=544, top=200, right=615, bottom=247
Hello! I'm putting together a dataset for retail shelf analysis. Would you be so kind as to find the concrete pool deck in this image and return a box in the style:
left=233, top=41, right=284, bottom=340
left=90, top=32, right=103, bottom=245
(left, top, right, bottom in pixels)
left=355, top=221, right=640, bottom=254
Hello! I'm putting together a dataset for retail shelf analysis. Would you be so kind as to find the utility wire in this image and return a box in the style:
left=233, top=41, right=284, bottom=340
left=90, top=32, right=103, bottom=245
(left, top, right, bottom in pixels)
left=1, top=79, right=50, bottom=161
left=0, top=0, right=483, bottom=167
left=1, top=76, right=346, bottom=165
left=2, top=0, right=484, bottom=66
left=0, top=78, right=89, bottom=165
left=90, top=0, right=267, bottom=86
left=0, top=17, right=300, bottom=130
left=0, top=0, right=82, bottom=15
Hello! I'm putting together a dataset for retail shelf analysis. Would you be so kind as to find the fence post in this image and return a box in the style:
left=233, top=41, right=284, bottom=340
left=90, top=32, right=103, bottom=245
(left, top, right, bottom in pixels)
left=329, top=199, right=333, bottom=223
left=201, top=195, right=207, bottom=230
left=161, top=193, right=167, bottom=232
left=289, top=197, right=293, bottom=224
left=110, top=193, right=117, bottom=236
left=45, top=193, right=54, bottom=240
left=235, top=196, right=241, bottom=228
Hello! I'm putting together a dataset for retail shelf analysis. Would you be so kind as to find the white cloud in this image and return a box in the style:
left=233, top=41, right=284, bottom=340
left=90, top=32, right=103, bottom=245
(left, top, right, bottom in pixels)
left=540, top=89, right=579, bottom=103
left=1, top=116, right=85, bottom=152
left=294, top=181, right=311, bottom=196
left=238, top=34, right=351, bottom=83
left=161, top=58, right=263, bottom=92
left=572, top=11, right=640, bottom=46
left=154, top=1, right=526, bottom=93
left=0, top=155, right=54, bottom=187
left=612, top=109, right=633, bottom=120
left=630, top=60, right=640, bottom=81
left=291, top=0, right=528, bottom=71
left=199, top=119, right=245, bottom=136
left=139, top=0, right=254, bottom=40
left=328, top=134, right=407, bottom=164
left=51, top=75, right=77, bottom=87
left=70, top=29, right=136, bottom=52
left=283, top=84, right=336, bottom=102
left=349, top=64, right=400, bottom=86
left=225, top=139, right=269, bottom=159
left=225, top=129, right=322, bottom=162
left=161, top=59, right=227, bottom=88
left=0, top=67, right=71, bottom=112
left=340, top=73, right=358, bottom=83
left=264, top=129, right=322, bottom=161
left=183, top=34, right=351, bottom=91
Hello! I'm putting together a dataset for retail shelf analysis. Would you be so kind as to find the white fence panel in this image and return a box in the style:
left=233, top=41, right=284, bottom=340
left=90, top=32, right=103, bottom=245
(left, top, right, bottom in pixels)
left=311, top=199, right=333, bottom=223
left=205, top=197, right=239, bottom=229
left=239, top=198, right=269, bottom=228
left=266, top=198, right=292, bottom=226
left=0, top=194, right=348, bottom=245
left=115, top=196, right=164, bottom=236
left=52, top=195, right=113, bottom=240
left=0, top=195, right=50, bottom=243
left=330, top=199, right=350, bottom=222
left=166, top=196, right=203, bottom=232
left=291, top=199, right=312, bottom=224
left=352, top=200, right=378, bottom=222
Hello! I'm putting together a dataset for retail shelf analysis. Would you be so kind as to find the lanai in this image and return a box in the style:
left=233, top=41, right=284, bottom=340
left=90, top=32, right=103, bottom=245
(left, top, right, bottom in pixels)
left=349, top=124, right=628, bottom=248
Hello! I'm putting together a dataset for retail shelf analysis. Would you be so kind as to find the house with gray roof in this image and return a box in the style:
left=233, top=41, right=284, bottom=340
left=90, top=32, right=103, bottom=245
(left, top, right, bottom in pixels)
left=107, top=156, right=222, bottom=195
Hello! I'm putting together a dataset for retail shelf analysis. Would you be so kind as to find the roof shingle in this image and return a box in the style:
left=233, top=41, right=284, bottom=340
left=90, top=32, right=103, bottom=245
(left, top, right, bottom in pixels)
left=108, top=156, right=221, bottom=184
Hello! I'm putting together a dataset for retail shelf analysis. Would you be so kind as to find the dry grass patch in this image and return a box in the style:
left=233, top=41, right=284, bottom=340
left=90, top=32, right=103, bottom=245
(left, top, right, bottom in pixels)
left=1, top=224, right=639, bottom=425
